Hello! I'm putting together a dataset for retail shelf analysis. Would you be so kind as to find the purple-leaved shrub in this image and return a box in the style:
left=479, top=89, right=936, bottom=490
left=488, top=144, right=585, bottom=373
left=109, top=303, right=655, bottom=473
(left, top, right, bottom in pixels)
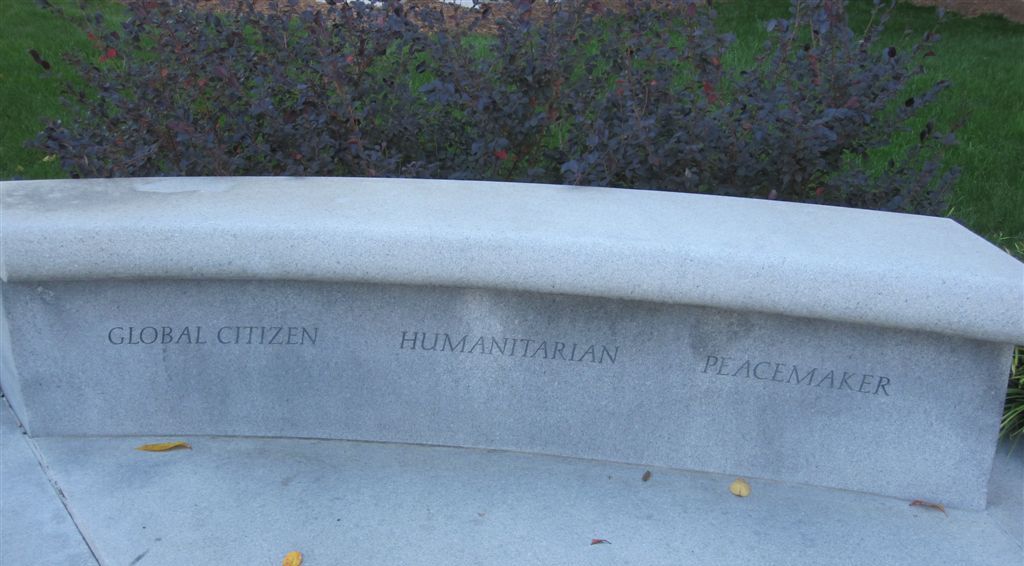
left=31, top=0, right=959, bottom=215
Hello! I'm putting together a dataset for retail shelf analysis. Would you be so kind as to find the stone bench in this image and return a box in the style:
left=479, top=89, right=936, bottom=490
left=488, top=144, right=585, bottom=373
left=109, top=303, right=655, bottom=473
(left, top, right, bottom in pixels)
left=1, top=177, right=1021, bottom=510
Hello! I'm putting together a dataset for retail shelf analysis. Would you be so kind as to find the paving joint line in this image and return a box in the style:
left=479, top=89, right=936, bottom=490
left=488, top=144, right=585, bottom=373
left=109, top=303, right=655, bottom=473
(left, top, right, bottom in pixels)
left=2, top=394, right=106, bottom=566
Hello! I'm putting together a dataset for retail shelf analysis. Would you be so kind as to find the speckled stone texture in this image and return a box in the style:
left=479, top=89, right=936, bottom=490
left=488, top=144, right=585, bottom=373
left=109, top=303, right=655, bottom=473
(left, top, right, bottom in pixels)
left=1, top=279, right=1015, bottom=509
left=2, top=177, right=1021, bottom=343
left=0, top=402, right=96, bottom=566
left=28, top=429, right=1024, bottom=566
left=1, top=177, right=1021, bottom=511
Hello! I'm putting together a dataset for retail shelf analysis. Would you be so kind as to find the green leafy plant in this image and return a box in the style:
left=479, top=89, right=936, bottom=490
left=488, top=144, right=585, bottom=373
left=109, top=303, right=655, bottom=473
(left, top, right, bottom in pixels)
left=1001, top=346, right=1024, bottom=441
left=1000, top=238, right=1024, bottom=441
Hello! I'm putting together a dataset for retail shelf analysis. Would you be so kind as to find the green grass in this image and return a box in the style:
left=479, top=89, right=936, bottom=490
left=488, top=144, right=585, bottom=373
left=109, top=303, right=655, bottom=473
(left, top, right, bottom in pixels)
left=717, top=1, right=1024, bottom=241
left=0, top=0, right=124, bottom=180
left=861, top=2, right=1024, bottom=243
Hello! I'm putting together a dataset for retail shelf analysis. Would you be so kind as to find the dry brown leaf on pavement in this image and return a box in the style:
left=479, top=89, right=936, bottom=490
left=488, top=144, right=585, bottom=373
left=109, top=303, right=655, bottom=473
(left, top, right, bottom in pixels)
left=135, top=441, right=191, bottom=452
left=910, top=499, right=948, bottom=516
left=282, top=550, right=303, bottom=566
left=591, top=538, right=611, bottom=545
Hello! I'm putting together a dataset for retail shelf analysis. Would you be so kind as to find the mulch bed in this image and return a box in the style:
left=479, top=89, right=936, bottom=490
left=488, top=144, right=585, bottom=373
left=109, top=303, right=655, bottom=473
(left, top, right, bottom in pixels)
left=193, top=1, right=675, bottom=35
left=908, top=0, right=1024, bottom=23
left=193, top=1, right=571, bottom=34
left=195, top=0, right=1024, bottom=24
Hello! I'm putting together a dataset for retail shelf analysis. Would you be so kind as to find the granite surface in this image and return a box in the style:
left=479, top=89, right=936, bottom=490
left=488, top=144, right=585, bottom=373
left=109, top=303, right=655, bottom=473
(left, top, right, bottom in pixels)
left=1, top=177, right=1020, bottom=512
left=2, top=279, right=1012, bottom=509
left=31, top=430, right=1024, bottom=566
left=2, top=177, right=1021, bottom=344
left=0, top=401, right=96, bottom=566
left=987, top=440, right=1024, bottom=547
left=0, top=296, right=27, bottom=427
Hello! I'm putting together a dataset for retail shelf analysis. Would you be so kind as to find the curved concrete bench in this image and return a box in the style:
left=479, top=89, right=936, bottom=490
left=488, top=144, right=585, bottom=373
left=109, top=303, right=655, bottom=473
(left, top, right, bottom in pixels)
left=2, top=177, right=1022, bottom=509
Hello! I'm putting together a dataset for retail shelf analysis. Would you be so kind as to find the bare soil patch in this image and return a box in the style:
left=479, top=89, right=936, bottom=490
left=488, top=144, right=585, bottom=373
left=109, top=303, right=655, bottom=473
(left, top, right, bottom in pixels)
left=194, top=1, right=667, bottom=34
left=197, top=0, right=1024, bottom=25
left=187, top=0, right=1024, bottom=27
left=907, top=0, right=1024, bottom=23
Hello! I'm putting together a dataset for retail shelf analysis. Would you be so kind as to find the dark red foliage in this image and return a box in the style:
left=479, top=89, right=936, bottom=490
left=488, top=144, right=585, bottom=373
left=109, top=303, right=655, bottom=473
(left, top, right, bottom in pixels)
left=31, top=0, right=958, bottom=215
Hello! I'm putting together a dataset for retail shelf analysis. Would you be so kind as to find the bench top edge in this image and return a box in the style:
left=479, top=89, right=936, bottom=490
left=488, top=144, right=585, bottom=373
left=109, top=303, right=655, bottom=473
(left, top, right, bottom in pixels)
left=2, top=177, right=1022, bottom=344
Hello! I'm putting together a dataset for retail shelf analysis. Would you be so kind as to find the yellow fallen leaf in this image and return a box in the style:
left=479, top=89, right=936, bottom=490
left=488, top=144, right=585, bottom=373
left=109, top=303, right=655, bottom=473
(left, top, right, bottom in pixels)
left=729, top=478, right=751, bottom=497
left=135, top=441, right=191, bottom=452
left=282, top=551, right=303, bottom=566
